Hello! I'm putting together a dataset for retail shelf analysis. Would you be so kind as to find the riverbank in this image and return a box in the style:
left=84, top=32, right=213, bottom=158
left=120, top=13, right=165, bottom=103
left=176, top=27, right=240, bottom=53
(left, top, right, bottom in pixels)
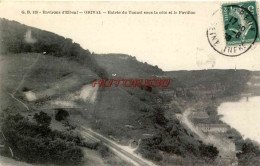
left=188, top=94, right=260, bottom=166
left=218, top=96, right=260, bottom=144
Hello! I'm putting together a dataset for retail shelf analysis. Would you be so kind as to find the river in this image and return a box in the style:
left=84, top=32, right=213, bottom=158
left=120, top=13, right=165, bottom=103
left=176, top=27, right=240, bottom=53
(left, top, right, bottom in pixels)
left=218, top=96, right=260, bottom=143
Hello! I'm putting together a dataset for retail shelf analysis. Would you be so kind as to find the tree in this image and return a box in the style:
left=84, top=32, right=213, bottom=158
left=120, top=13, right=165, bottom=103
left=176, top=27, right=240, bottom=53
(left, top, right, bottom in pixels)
left=199, top=144, right=219, bottom=160
left=154, top=107, right=168, bottom=126
left=241, top=142, right=260, bottom=154
left=2, top=113, right=84, bottom=165
left=33, top=111, right=51, bottom=127
left=236, top=141, right=260, bottom=165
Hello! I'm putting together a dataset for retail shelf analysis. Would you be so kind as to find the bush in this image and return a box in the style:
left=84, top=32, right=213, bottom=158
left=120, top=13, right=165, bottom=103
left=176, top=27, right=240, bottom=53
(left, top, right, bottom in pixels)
left=138, top=136, right=163, bottom=161
left=97, top=144, right=113, bottom=158
left=237, top=140, right=260, bottom=165
left=199, top=144, right=219, bottom=160
left=154, top=107, right=168, bottom=126
left=82, top=142, right=99, bottom=150
left=2, top=113, right=84, bottom=165
left=33, top=111, right=51, bottom=127
left=137, top=113, right=219, bottom=163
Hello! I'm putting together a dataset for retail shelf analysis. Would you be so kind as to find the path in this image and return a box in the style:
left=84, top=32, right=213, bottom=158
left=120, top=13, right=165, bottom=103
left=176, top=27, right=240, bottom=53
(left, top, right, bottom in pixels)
left=80, top=126, right=157, bottom=166
left=182, top=108, right=237, bottom=164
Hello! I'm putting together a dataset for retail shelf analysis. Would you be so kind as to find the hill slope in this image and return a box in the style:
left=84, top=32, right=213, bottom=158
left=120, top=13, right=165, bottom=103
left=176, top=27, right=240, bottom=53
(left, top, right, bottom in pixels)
left=0, top=19, right=247, bottom=166
left=94, top=54, right=164, bottom=78
left=0, top=18, right=107, bottom=79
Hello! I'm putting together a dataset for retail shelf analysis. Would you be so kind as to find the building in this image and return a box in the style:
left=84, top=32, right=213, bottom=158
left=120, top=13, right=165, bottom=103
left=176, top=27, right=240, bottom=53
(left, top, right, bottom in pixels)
left=197, top=123, right=229, bottom=133
left=191, top=111, right=209, bottom=119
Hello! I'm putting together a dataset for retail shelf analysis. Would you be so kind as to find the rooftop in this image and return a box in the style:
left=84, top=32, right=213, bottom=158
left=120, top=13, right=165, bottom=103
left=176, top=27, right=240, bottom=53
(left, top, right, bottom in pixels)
left=192, top=111, right=209, bottom=119
left=197, top=123, right=229, bottom=128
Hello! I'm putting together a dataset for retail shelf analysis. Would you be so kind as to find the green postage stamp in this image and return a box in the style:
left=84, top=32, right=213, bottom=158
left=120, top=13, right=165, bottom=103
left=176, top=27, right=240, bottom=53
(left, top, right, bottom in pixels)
left=222, top=1, right=260, bottom=46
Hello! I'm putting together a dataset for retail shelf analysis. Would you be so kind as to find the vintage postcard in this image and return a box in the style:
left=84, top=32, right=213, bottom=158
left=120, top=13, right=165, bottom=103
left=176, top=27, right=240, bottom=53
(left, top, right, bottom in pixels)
left=0, top=1, right=260, bottom=166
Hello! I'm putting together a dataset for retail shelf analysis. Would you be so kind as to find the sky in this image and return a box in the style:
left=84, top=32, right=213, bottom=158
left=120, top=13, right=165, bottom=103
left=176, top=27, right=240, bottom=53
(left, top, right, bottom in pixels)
left=1, top=1, right=260, bottom=71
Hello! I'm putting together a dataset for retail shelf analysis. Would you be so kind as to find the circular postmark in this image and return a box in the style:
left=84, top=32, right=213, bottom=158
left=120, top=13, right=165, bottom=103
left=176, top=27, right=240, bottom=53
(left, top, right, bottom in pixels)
left=207, top=5, right=259, bottom=57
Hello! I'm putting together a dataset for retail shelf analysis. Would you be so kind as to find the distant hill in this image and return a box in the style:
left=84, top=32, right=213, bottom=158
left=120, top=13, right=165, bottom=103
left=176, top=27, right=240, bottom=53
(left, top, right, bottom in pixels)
left=166, top=69, right=251, bottom=96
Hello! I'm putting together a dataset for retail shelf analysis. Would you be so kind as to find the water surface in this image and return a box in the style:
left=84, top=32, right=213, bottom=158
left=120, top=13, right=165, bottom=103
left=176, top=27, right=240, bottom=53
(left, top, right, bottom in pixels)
left=218, top=96, right=260, bottom=143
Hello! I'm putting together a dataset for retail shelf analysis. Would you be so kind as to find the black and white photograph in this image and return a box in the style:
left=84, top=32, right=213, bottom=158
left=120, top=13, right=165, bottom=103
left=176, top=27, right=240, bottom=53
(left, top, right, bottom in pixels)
left=0, top=1, right=260, bottom=166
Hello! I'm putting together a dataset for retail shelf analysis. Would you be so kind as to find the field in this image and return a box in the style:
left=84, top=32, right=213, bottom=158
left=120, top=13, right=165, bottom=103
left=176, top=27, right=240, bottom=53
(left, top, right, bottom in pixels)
left=0, top=53, right=98, bottom=112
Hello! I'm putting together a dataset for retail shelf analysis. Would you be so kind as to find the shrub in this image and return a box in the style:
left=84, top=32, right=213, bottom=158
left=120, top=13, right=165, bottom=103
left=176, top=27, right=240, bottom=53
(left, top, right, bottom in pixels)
left=97, top=144, right=113, bottom=158
left=199, top=144, right=219, bottom=160
left=33, top=111, right=51, bottom=127
left=236, top=140, right=260, bottom=165
left=2, top=113, right=84, bottom=165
